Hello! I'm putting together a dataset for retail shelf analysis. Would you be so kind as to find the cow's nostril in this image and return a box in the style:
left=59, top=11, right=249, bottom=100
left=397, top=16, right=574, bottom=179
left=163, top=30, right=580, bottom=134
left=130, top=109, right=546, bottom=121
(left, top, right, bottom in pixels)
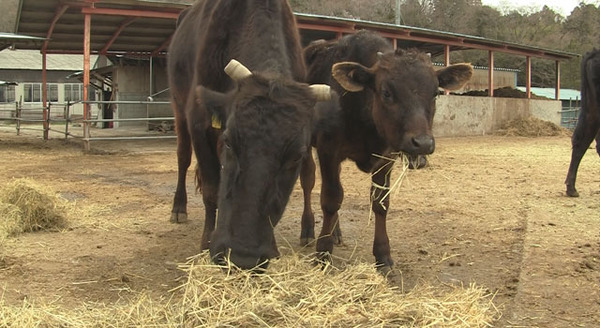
left=411, top=135, right=435, bottom=153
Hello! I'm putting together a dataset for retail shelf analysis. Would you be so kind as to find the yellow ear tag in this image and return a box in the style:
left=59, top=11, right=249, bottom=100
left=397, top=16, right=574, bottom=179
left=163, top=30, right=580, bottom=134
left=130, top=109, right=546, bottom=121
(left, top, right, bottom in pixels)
left=211, top=114, right=222, bottom=129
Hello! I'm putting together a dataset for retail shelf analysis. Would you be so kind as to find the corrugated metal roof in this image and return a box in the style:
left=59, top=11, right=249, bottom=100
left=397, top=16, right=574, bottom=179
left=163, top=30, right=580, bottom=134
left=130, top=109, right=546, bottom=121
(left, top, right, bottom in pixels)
left=0, top=32, right=46, bottom=51
left=0, top=49, right=98, bottom=71
left=516, top=87, right=580, bottom=101
left=2, top=0, right=579, bottom=61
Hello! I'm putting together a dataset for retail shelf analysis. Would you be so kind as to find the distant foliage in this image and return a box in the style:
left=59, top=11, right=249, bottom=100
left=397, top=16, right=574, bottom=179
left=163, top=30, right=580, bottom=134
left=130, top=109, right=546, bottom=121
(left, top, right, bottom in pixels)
left=290, top=0, right=600, bottom=90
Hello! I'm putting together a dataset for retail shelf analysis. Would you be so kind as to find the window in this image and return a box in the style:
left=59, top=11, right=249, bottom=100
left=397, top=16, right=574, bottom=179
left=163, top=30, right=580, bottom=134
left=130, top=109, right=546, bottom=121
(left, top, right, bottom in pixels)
left=64, top=83, right=83, bottom=102
left=48, top=84, right=58, bottom=102
left=24, top=83, right=41, bottom=102
left=23, top=83, right=59, bottom=103
left=0, top=84, right=16, bottom=103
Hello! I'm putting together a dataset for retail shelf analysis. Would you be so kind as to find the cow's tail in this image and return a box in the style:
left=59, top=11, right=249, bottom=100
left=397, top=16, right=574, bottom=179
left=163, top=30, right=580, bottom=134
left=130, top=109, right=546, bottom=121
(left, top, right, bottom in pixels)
left=194, top=163, right=203, bottom=193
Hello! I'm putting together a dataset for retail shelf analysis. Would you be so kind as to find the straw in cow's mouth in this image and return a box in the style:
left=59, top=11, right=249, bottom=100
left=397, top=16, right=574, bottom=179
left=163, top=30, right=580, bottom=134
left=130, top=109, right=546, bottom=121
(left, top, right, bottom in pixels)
left=369, top=152, right=411, bottom=213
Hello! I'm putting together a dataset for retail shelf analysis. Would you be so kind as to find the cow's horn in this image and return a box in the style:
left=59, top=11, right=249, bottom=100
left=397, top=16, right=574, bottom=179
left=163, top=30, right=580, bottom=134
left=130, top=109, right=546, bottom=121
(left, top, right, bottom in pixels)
left=309, top=84, right=331, bottom=101
left=224, top=59, right=252, bottom=80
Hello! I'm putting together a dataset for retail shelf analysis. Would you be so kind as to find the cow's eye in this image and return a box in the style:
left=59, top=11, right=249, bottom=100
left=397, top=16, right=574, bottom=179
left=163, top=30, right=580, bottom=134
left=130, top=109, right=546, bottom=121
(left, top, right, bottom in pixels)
left=382, top=90, right=392, bottom=99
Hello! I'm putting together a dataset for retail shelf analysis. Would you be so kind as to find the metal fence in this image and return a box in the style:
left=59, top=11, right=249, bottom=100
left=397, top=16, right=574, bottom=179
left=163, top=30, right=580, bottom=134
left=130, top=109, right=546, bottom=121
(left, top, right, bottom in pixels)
left=559, top=98, right=581, bottom=131
left=561, top=107, right=580, bottom=130
left=0, top=99, right=175, bottom=150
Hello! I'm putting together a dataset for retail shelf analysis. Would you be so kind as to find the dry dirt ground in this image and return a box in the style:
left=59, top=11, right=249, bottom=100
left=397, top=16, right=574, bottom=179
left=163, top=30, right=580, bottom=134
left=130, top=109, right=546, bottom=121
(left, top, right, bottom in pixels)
left=0, top=126, right=599, bottom=327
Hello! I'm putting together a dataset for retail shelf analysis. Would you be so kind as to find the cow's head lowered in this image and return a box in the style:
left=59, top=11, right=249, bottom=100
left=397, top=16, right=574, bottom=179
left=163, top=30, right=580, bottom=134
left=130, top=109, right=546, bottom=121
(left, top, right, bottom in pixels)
left=198, top=60, right=330, bottom=270
left=332, top=49, right=473, bottom=156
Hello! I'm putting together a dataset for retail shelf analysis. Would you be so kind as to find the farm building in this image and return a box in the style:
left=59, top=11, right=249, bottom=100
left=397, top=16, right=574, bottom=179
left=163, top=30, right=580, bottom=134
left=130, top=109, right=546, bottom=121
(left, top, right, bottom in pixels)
left=0, top=50, right=100, bottom=120
left=0, top=0, right=579, bottom=147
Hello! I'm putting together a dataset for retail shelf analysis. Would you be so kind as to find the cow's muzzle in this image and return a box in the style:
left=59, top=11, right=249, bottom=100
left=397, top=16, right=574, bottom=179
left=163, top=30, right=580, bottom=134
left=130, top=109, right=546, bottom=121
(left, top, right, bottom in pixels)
left=406, top=135, right=435, bottom=155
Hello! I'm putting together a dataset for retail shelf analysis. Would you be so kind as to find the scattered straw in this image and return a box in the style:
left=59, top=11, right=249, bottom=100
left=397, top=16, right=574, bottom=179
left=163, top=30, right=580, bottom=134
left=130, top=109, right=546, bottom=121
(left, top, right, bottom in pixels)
left=175, top=252, right=498, bottom=327
left=0, top=178, right=68, bottom=238
left=0, top=252, right=500, bottom=327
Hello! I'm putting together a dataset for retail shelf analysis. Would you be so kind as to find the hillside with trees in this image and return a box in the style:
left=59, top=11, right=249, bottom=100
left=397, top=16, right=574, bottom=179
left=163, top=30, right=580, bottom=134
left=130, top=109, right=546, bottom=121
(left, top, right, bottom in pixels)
left=289, top=0, right=600, bottom=90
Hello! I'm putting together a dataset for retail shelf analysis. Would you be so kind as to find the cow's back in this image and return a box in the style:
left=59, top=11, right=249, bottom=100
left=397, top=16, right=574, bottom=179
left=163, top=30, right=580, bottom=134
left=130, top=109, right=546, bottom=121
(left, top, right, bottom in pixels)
left=168, top=0, right=305, bottom=108
left=167, top=0, right=216, bottom=106
left=582, top=49, right=600, bottom=114
left=305, top=31, right=392, bottom=86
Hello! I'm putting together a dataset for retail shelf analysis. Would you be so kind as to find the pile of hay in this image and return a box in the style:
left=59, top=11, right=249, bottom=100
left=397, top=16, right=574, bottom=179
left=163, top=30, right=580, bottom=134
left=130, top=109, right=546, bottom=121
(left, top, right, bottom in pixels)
left=0, top=178, right=68, bottom=242
left=0, top=253, right=500, bottom=327
left=495, top=116, right=571, bottom=137
left=177, top=254, right=499, bottom=327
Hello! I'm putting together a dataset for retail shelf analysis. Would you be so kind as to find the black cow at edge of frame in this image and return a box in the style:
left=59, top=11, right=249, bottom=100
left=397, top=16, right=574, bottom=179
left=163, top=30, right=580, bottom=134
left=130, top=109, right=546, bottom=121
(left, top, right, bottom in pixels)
left=167, top=0, right=331, bottom=270
left=299, top=30, right=473, bottom=271
left=565, top=49, right=600, bottom=197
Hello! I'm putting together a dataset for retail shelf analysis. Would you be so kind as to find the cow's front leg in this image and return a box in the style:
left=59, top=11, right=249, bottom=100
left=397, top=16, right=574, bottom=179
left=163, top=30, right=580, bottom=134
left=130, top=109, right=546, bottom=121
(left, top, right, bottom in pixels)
left=371, top=165, right=393, bottom=271
left=316, top=152, right=343, bottom=263
left=300, top=151, right=316, bottom=246
left=595, top=130, right=600, bottom=156
left=190, top=121, right=221, bottom=250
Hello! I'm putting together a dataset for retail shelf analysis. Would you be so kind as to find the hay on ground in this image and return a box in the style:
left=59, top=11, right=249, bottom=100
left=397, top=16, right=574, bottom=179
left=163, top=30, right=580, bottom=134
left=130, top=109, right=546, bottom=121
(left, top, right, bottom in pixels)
left=0, top=252, right=500, bottom=327
left=0, top=203, right=21, bottom=243
left=0, top=178, right=67, bottom=237
left=495, top=116, right=571, bottom=137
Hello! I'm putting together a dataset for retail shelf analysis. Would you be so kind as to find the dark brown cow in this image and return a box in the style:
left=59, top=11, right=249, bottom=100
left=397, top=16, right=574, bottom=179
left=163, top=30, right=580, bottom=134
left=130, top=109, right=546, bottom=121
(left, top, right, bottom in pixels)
left=299, top=31, right=473, bottom=270
left=168, top=0, right=330, bottom=270
left=565, top=49, right=600, bottom=197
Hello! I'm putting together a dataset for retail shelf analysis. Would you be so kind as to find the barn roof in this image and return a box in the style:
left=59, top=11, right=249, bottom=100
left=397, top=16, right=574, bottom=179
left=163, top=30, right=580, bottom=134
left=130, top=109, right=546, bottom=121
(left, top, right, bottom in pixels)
left=0, top=49, right=99, bottom=71
left=0, top=32, right=45, bottom=51
left=0, top=0, right=578, bottom=61
left=517, top=87, right=581, bottom=101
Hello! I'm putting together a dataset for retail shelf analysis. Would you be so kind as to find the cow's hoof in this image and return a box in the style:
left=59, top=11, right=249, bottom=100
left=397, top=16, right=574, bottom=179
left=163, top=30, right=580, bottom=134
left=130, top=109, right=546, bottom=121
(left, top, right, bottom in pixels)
left=376, top=264, right=394, bottom=276
left=300, top=237, right=315, bottom=246
left=566, top=186, right=579, bottom=197
left=332, top=223, right=343, bottom=245
left=313, top=251, right=333, bottom=269
left=170, top=212, right=188, bottom=223
left=332, top=234, right=344, bottom=245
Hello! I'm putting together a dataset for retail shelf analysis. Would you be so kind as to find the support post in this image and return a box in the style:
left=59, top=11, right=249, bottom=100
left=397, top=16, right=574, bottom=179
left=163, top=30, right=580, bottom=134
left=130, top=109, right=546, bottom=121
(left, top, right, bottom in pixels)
left=488, top=50, right=494, bottom=97
left=16, top=100, right=21, bottom=135
left=444, top=45, right=450, bottom=95
left=65, top=101, right=71, bottom=140
left=526, top=56, right=532, bottom=99
left=555, top=60, right=561, bottom=100
left=42, top=51, right=49, bottom=140
left=83, top=13, right=91, bottom=151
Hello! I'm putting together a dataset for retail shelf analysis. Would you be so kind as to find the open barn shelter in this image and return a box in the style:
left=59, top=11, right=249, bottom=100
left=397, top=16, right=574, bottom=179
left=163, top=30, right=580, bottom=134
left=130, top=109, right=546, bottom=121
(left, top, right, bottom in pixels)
left=0, top=0, right=578, bottom=149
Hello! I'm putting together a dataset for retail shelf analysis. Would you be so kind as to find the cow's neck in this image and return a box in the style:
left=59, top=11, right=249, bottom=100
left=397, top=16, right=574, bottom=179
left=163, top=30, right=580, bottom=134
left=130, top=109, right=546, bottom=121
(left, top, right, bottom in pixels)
left=238, top=0, right=292, bottom=77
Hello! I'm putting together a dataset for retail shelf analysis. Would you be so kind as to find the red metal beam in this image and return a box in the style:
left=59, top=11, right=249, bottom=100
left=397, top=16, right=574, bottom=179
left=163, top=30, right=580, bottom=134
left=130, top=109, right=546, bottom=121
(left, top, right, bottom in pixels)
left=297, top=22, right=354, bottom=34
left=42, top=5, right=69, bottom=53
left=42, top=51, right=48, bottom=140
left=444, top=44, right=450, bottom=95
left=83, top=13, right=91, bottom=150
left=526, top=56, right=532, bottom=99
left=81, top=7, right=179, bottom=20
left=488, top=51, right=494, bottom=97
left=152, top=34, right=172, bottom=56
left=100, top=17, right=137, bottom=55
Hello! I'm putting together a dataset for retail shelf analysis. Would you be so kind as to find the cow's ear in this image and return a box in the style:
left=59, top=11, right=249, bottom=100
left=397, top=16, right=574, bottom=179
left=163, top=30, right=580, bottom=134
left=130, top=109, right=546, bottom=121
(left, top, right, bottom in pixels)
left=332, top=62, right=374, bottom=92
left=437, top=63, right=473, bottom=91
left=196, top=86, right=229, bottom=130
